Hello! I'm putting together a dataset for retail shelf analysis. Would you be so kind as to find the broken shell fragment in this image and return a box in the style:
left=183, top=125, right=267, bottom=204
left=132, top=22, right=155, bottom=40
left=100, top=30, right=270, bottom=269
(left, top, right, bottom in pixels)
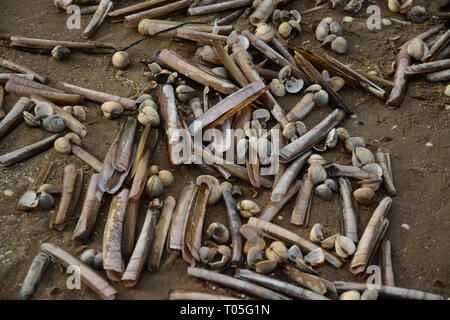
left=23, top=112, right=41, bottom=127
left=352, top=147, right=375, bottom=167
left=208, top=245, right=231, bottom=270
left=18, top=191, right=39, bottom=211
left=255, top=259, right=277, bottom=274
left=335, top=235, right=356, bottom=258
left=328, top=76, right=346, bottom=92
left=278, top=65, right=291, bottom=83
left=314, top=184, right=333, bottom=201
left=54, top=137, right=72, bottom=154
left=353, top=187, right=375, bottom=205
left=39, top=191, right=55, bottom=211
left=255, top=23, right=275, bottom=42
left=65, top=132, right=81, bottom=145
left=288, top=20, right=301, bottom=33
left=344, top=137, right=366, bottom=153
left=246, top=246, right=263, bottom=268
left=287, top=245, right=303, bottom=262
left=101, top=101, right=123, bottom=119
left=206, top=222, right=230, bottom=244
left=136, top=94, right=153, bottom=104
left=147, top=63, right=162, bottom=77
left=308, top=164, right=327, bottom=185
left=237, top=200, right=261, bottom=218
left=112, top=51, right=131, bottom=70
left=145, top=175, right=163, bottom=198
left=325, top=128, right=338, bottom=148
left=361, top=288, right=379, bottom=300
left=340, top=290, right=361, bottom=300
left=304, top=248, right=325, bottom=267
left=265, top=241, right=288, bottom=263
left=278, top=22, right=292, bottom=39
left=308, top=154, right=327, bottom=166
left=336, top=127, right=350, bottom=141
left=37, top=184, right=59, bottom=194
left=240, top=224, right=263, bottom=240
left=331, top=36, right=348, bottom=54
left=51, top=45, right=71, bottom=60
left=310, top=223, right=324, bottom=243
left=269, top=79, right=286, bottom=97
left=93, top=252, right=103, bottom=270
left=285, top=78, right=304, bottom=94
left=42, top=115, right=66, bottom=133
left=321, top=233, right=338, bottom=249
left=211, top=67, right=229, bottom=80
left=322, top=34, right=337, bottom=49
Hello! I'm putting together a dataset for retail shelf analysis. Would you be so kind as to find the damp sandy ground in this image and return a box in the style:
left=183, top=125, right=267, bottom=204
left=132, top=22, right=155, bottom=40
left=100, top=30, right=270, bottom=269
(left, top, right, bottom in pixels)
left=0, top=0, right=448, bottom=300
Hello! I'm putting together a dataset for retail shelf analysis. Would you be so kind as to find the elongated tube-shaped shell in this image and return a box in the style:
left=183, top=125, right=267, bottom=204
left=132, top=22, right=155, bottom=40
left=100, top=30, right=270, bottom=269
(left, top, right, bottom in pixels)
left=7, top=75, right=63, bottom=93
left=291, top=174, right=313, bottom=226
left=170, top=183, right=198, bottom=250
left=41, top=243, right=117, bottom=300
left=248, top=217, right=343, bottom=268
left=103, top=188, right=130, bottom=281
left=168, top=290, right=242, bottom=300
left=0, top=134, right=60, bottom=167
left=0, top=97, right=32, bottom=140
left=113, top=116, right=137, bottom=172
left=122, top=202, right=159, bottom=287
left=71, top=145, right=102, bottom=172
left=271, top=151, right=311, bottom=202
left=250, top=0, right=274, bottom=26
left=55, top=81, right=136, bottom=110
left=5, top=81, right=82, bottom=105
left=280, top=109, right=345, bottom=162
left=187, top=267, right=290, bottom=300
left=159, top=49, right=237, bottom=94
left=338, top=177, right=359, bottom=243
left=72, top=173, right=104, bottom=243
left=405, top=59, right=450, bottom=75
left=0, top=73, right=34, bottom=85
left=350, top=197, right=392, bottom=275
left=222, top=182, right=242, bottom=266
left=9, top=36, right=112, bottom=50
left=375, top=150, right=396, bottom=196
left=235, top=269, right=329, bottom=300
left=380, top=239, right=395, bottom=287
left=0, top=57, right=47, bottom=83
left=108, top=0, right=168, bottom=18
left=124, top=0, right=193, bottom=28
left=148, top=196, right=176, bottom=270
left=189, top=0, right=251, bottom=15
left=18, top=252, right=49, bottom=300
left=82, top=0, right=113, bottom=38
left=284, top=265, right=337, bottom=298
left=138, top=19, right=232, bottom=37
left=189, top=80, right=266, bottom=136
left=259, top=179, right=302, bottom=222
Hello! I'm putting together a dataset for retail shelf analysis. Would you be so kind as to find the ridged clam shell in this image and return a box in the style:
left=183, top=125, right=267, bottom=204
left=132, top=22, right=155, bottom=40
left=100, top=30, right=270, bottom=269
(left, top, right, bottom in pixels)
left=353, top=187, right=375, bottom=205
left=316, top=21, right=330, bottom=41
left=42, top=115, right=66, bottom=133
left=314, top=184, right=333, bottom=201
left=352, top=147, right=375, bottom=167
left=308, top=164, right=327, bottom=185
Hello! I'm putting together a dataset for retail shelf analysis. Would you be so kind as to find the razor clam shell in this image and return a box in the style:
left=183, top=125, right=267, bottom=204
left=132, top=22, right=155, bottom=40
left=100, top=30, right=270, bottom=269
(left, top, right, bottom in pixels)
left=18, top=252, right=50, bottom=300
left=124, top=0, right=193, bottom=28
left=82, top=0, right=113, bottom=38
left=188, top=267, right=290, bottom=300
left=105, top=144, right=136, bottom=194
left=380, top=239, right=395, bottom=287
left=159, top=49, right=237, bottom=94
left=169, top=183, right=198, bottom=250
left=0, top=133, right=60, bottom=167
left=138, top=19, right=232, bottom=37
left=249, top=0, right=275, bottom=26
left=176, top=29, right=227, bottom=45
left=72, top=173, right=104, bottom=243
left=9, top=36, right=113, bottom=50
left=0, top=57, right=47, bottom=83
left=0, top=97, right=33, bottom=140
left=280, top=109, right=345, bottom=163
left=41, top=243, right=117, bottom=300
left=222, top=182, right=243, bottom=266
left=108, top=0, right=168, bottom=18
left=284, top=265, right=337, bottom=299
left=98, top=131, right=120, bottom=193
left=350, top=196, right=392, bottom=275
left=270, top=151, right=311, bottom=202
left=291, top=174, right=314, bottom=226
left=122, top=199, right=140, bottom=258
left=0, top=73, right=34, bottom=85
left=148, top=196, right=176, bottom=271
left=338, top=177, right=359, bottom=243
left=375, top=150, right=397, bottom=196
left=5, top=81, right=82, bottom=105
left=405, top=59, right=450, bottom=75
left=188, top=0, right=252, bottom=16
left=113, top=116, right=137, bottom=172
left=423, top=29, right=450, bottom=62
left=189, top=80, right=266, bottom=136
left=168, top=289, right=242, bottom=300
left=327, top=163, right=380, bottom=180
left=259, top=179, right=303, bottom=222
left=71, top=145, right=103, bottom=173
left=248, top=217, right=343, bottom=268
left=103, top=188, right=130, bottom=281
left=235, top=269, right=329, bottom=300
left=122, top=202, right=158, bottom=287
left=55, top=81, right=136, bottom=110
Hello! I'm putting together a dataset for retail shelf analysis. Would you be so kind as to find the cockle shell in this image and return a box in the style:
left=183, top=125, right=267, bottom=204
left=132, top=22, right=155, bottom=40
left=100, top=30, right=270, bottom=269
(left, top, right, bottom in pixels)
left=42, top=115, right=66, bottom=133
left=265, top=241, right=288, bottom=263
left=331, top=36, right=348, bottom=54
left=310, top=223, right=324, bottom=243
left=269, top=79, right=286, bottom=97
left=353, top=187, right=375, bottom=205
left=101, top=101, right=123, bottom=119
left=207, top=222, right=230, bottom=243
left=145, top=175, right=163, bottom=198
left=237, top=200, right=261, bottom=218
left=54, top=137, right=72, bottom=154
left=314, top=184, right=333, bottom=201
left=112, top=51, right=131, bottom=70
left=255, top=23, right=275, bottom=42
left=335, top=235, right=356, bottom=258
left=308, top=164, right=327, bottom=185
left=407, top=37, right=428, bottom=61
left=352, top=147, right=375, bottom=167
left=316, top=21, right=330, bottom=41
left=278, top=22, right=292, bottom=39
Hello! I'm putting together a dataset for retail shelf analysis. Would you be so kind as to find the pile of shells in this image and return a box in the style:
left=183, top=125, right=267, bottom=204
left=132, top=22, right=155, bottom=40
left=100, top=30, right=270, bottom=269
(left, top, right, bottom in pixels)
left=316, top=17, right=347, bottom=54
left=17, top=184, right=59, bottom=212
left=269, top=65, right=304, bottom=97
left=271, top=9, right=301, bottom=39
left=80, top=248, right=103, bottom=270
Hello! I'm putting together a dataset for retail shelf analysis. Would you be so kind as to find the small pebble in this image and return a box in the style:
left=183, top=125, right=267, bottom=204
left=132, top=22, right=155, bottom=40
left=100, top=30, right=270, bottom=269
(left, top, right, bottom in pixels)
left=391, top=125, right=398, bottom=130
left=277, top=215, right=283, bottom=221
left=343, top=16, right=353, bottom=23
left=401, top=223, right=410, bottom=230
left=444, top=84, right=450, bottom=97
left=382, top=18, right=392, bottom=26
left=3, top=189, right=14, bottom=197
left=445, top=105, right=450, bottom=111
left=350, top=114, right=358, bottom=119
left=425, top=142, right=433, bottom=147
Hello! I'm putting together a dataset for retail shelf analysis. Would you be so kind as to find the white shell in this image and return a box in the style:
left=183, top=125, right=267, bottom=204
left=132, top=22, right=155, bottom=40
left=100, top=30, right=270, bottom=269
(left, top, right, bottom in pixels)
left=331, top=36, right=348, bottom=54
left=269, top=79, right=286, bottom=97
left=255, top=23, right=275, bottom=42
left=310, top=223, right=324, bottom=243
left=285, top=78, right=304, bottom=93
left=316, top=21, right=330, bottom=41
left=304, top=248, right=325, bottom=267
